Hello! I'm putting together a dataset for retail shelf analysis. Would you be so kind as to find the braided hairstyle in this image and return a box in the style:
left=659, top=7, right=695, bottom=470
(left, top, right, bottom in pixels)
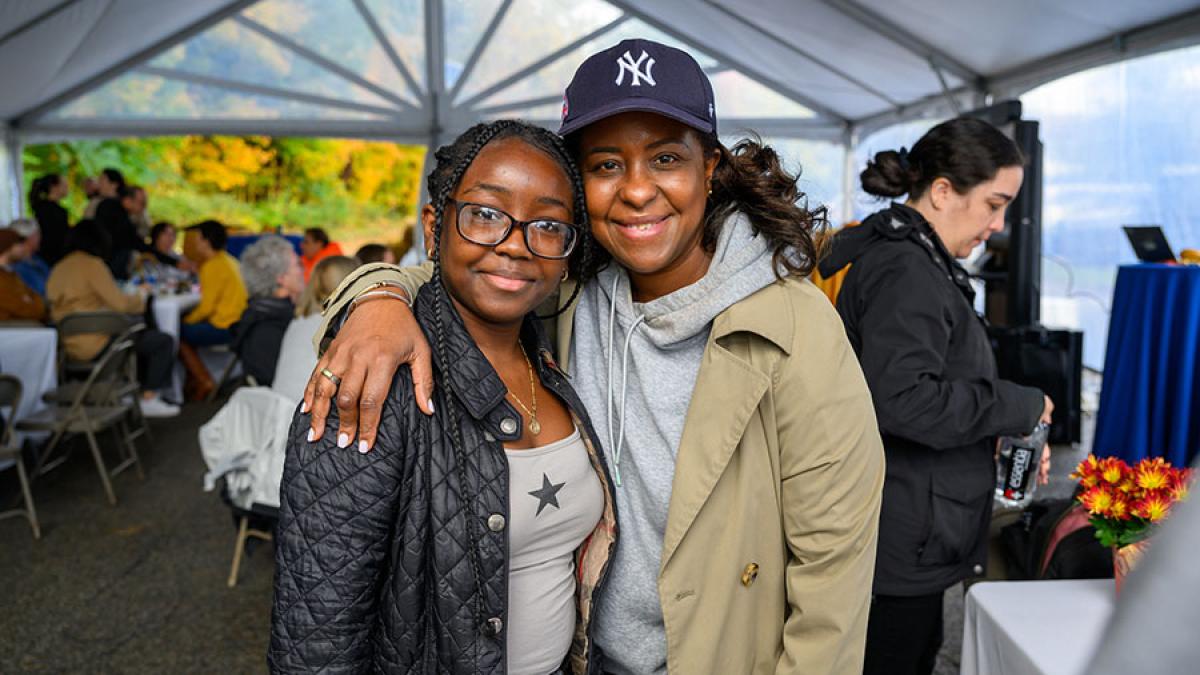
left=423, top=119, right=593, bottom=633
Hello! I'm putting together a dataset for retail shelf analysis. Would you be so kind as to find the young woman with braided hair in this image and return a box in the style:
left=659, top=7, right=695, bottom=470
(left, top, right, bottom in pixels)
left=300, top=40, right=884, bottom=674
left=270, top=120, right=618, bottom=675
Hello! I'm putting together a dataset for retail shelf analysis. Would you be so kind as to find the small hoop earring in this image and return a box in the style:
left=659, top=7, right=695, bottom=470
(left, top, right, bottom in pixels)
left=561, top=269, right=569, bottom=282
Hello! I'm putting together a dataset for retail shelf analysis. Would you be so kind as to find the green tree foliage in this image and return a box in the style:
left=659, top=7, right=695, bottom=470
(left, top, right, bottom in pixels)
left=22, top=136, right=424, bottom=250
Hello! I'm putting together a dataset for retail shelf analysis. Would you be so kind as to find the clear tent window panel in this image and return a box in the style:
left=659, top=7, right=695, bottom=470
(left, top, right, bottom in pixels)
left=1022, top=44, right=1200, bottom=369
left=452, top=0, right=624, bottom=105
left=242, top=0, right=419, bottom=106
left=362, top=0, right=426, bottom=92
left=470, top=17, right=721, bottom=112
left=148, top=20, right=400, bottom=111
left=443, top=0, right=505, bottom=90
left=751, top=137, right=846, bottom=225
left=50, top=73, right=396, bottom=121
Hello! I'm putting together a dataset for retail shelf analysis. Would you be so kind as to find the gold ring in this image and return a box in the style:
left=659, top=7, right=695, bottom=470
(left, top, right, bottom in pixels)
left=320, top=368, right=342, bottom=387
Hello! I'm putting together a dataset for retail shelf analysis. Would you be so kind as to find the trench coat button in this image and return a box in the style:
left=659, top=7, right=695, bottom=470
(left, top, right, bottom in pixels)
left=499, top=418, right=518, bottom=435
left=972, top=564, right=984, bottom=575
left=487, top=514, right=506, bottom=532
left=741, top=562, right=759, bottom=587
left=481, top=617, right=503, bottom=636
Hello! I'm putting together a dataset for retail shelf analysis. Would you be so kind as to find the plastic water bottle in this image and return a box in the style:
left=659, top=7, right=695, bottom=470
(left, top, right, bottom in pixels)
left=995, top=421, right=1051, bottom=509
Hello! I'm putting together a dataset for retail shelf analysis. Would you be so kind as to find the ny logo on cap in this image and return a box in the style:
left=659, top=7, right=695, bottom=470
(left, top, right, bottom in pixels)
left=615, top=50, right=656, bottom=87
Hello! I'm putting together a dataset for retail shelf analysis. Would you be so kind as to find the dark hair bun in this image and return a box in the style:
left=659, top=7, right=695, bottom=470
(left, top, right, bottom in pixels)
left=860, top=150, right=912, bottom=198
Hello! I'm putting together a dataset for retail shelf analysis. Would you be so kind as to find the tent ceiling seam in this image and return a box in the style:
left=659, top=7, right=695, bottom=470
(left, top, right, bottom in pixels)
left=352, top=0, right=426, bottom=105
left=456, top=15, right=629, bottom=109
left=234, top=15, right=417, bottom=112
left=703, top=0, right=900, bottom=107
left=0, top=0, right=85, bottom=51
left=447, top=0, right=513, bottom=103
left=45, top=0, right=117, bottom=95
left=605, top=0, right=848, bottom=126
left=136, top=65, right=407, bottom=119
left=816, top=0, right=983, bottom=90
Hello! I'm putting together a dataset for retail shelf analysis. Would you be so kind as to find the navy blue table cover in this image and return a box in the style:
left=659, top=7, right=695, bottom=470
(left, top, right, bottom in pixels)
left=1094, top=264, right=1200, bottom=466
left=225, top=233, right=302, bottom=259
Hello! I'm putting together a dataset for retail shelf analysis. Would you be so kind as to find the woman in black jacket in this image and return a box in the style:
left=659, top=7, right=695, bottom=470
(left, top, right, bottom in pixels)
left=269, top=120, right=617, bottom=675
left=29, top=173, right=70, bottom=266
left=818, top=118, right=1053, bottom=675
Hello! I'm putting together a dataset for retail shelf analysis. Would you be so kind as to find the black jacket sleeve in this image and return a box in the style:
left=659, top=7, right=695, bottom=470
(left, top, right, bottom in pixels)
left=269, top=404, right=406, bottom=673
left=853, top=252, right=1043, bottom=449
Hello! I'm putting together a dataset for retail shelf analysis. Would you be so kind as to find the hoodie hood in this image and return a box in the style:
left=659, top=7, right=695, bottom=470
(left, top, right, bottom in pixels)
left=594, top=210, right=779, bottom=348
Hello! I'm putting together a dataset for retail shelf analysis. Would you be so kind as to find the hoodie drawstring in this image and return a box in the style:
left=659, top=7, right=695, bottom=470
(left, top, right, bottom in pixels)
left=605, top=273, right=644, bottom=488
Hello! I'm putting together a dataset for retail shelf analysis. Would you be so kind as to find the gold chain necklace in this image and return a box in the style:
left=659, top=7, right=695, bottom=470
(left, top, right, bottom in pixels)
left=506, top=347, right=540, bottom=435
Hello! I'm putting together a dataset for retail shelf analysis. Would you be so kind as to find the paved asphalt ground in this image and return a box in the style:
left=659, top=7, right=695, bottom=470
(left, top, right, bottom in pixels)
left=0, top=392, right=1096, bottom=674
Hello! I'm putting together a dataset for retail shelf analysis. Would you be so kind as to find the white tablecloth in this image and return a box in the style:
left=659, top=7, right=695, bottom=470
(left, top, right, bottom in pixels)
left=0, top=326, right=57, bottom=443
left=153, top=293, right=199, bottom=402
left=961, top=579, right=1114, bottom=675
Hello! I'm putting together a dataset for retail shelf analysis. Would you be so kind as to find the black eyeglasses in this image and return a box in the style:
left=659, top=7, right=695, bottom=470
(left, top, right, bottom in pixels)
left=452, top=201, right=579, bottom=260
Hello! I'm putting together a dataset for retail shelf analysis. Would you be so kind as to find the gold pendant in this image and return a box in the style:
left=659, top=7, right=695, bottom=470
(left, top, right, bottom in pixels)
left=529, top=418, right=542, bottom=435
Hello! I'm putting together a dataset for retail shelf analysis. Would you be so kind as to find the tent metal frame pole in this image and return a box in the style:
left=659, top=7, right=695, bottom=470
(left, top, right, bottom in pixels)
left=604, top=0, right=849, bottom=127
left=447, top=0, right=513, bottom=104
left=14, top=0, right=262, bottom=127
left=702, top=0, right=900, bottom=107
left=136, top=65, right=408, bottom=119
left=353, top=0, right=425, bottom=104
left=458, top=16, right=630, bottom=110
left=816, top=0, right=983, bottom=90
left=473, top=94, right=564, bottom=117
left=235, top=15, right=417, bottom=111
left=415, top=0, right=450, bottom=262
left=5, top=126, right=23, bottom=219
left=840, top=126, right=858, bottom=224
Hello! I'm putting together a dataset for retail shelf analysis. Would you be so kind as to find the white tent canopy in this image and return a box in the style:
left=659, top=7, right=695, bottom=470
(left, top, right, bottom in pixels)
left=2, top=0, right=1200, bottom=218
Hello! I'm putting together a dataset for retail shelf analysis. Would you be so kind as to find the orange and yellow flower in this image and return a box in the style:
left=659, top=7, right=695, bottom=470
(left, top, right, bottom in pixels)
left=1072, top=456, right=1102, bottom=488
left=1098, top=457, right=1128, bottom=485
left=1136, top=457, right=1172, bottom=491
left=1080, top=486, right=1116, bottom=516
left=1132, top=492, right=1172, bottom=522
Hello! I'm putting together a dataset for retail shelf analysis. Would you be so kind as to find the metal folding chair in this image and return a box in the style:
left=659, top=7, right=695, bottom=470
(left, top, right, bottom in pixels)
left=18, top=338, right=145, bottom=505
left=52, top=312, right=152, bottom=446
left=0, top=375, right=40, bottom=539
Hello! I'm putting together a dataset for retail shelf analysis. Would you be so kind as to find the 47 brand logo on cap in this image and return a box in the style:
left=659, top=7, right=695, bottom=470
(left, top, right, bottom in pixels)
left=615, top=50, right=656, bottom=87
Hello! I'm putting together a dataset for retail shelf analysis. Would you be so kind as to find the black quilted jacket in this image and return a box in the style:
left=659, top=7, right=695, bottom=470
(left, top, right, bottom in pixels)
left=269, top=283, right=618, bottom=674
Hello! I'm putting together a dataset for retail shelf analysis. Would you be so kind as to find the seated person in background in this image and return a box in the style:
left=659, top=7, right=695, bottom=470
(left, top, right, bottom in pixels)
left=180, top=219, right=247, bottom=400
left=137, top=221, right=194, bottom=281
left=45, top=220, right=179, bottom=417
left=354, top=242, right=396, bottom=265
left=7, top=219, right=50, bottom=298
left=230, top=235, right=305, bottom=388
left=271, top=255, right=358, bottom=402
left=0, top=229, right=46, bottom=322
left=298, top=227, right=342, bottom=281
left=96, top=185, right=172, bottom=280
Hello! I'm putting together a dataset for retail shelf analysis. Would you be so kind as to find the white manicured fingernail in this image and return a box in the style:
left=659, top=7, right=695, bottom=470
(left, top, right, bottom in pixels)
left=337, top=433, right=350, bottom=448
left=428, top=399, right=435, bottom=413
left=307, top=428, right=315, bottom=442
left=358, top=441, right=369, bottom=454
left=300, top=400, right=309, bottom=413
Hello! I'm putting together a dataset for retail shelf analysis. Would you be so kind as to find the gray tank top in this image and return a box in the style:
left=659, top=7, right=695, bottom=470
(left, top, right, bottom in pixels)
left=504, top=428, right=604, bottom=675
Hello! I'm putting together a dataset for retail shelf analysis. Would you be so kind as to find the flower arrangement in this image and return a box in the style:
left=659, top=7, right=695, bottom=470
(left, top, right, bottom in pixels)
left=1071, top=455, right=1193, bottom=548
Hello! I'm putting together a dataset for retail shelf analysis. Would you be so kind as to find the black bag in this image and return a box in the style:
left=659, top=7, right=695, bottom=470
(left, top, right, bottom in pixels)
left=1001, top=497, right=1112, bottom=580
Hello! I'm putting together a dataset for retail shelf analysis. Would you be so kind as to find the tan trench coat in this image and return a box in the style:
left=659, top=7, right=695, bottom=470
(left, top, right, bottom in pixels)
left=324, top=264, right=886, bottom=674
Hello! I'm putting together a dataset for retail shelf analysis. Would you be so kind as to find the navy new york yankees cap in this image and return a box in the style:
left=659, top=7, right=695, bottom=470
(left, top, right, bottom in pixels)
left=558, top=38, right=717, bottom=137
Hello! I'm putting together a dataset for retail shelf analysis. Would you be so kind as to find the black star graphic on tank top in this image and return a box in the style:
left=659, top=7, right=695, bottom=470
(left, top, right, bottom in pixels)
left=528, top=473, right=566, bottom=516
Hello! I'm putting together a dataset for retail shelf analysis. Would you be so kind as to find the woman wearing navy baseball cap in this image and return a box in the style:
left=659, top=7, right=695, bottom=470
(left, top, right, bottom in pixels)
left=302, top=39, right=884, bottom=674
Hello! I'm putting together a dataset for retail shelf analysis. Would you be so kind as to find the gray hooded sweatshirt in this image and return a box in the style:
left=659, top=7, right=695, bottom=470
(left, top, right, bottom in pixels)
left=570, top=212, right=780, bottom=675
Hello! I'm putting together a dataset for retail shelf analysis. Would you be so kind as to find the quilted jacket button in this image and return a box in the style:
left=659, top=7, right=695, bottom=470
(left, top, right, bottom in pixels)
left=481, top=617, right=503, bottom=636
left=499, top=418, right=518, bottom=435
left=973, top=563, right=984, bottom=575
left=487, top=514, right=506, bottom=532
